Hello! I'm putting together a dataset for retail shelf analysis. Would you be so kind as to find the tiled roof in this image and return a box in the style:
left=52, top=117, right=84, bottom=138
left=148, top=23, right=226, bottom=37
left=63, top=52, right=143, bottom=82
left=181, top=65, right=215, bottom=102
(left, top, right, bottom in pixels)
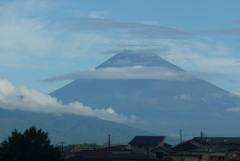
left=193, top=137, right=240, bottom=145
left=210, top=144, right=240, bottom=153
left=97, top=146, right=132, bottom=152
left=161, top=154, right=201, bottom=157
left=151, top=146, right=174, bottom=153
left=171, top=142, right=201, bottom=152
left=191, top=139, right=210, bottom=146
left=128, top=136, right=166, bottom=145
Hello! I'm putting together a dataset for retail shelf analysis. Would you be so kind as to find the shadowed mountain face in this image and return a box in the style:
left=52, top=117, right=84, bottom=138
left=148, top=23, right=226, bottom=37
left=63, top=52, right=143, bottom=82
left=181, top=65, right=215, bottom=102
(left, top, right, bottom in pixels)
left=50, top=50, right=240, bottom=137
left=0, top=108, right=152, bottom=144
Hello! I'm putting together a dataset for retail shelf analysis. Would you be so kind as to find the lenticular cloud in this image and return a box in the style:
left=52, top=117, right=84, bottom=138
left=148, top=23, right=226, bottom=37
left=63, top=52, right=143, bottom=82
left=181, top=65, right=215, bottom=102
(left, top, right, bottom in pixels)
left=0, top=79, right=139, bottom=123
left=41, top=66, right=227, bottom=83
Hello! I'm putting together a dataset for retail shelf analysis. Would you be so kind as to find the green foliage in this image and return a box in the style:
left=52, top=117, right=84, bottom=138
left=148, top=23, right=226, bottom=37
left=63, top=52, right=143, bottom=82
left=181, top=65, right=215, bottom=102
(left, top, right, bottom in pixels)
left=0, top=126, right=64, bottom=161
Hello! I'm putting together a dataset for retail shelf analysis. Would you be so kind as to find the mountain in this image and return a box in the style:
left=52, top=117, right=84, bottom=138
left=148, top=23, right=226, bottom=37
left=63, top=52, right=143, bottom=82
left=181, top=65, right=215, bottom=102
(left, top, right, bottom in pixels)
left=96, top=49, right=184, bottom=71
left=50, top=50, right=240, bottom=137
left=0, top=108, right=152, bottom=144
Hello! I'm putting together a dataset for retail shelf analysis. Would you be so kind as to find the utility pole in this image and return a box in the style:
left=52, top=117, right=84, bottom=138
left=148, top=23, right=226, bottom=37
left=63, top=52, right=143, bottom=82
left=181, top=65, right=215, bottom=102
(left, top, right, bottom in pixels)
left=200, top=131, right=203, bottom=145
left=108, top=134, right=111, bottom=152
left=147, top=139, right=149, bottom=159
left=60, top=142, right=65, bottom=151
left=224, top=139, right=229, bottom=161
left=180, top=129, right=182, bottom=143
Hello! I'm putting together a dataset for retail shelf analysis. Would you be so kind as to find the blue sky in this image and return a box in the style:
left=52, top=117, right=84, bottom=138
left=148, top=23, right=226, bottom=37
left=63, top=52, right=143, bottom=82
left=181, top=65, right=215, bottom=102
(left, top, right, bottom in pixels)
left=1, top=0, right=240, bottom=96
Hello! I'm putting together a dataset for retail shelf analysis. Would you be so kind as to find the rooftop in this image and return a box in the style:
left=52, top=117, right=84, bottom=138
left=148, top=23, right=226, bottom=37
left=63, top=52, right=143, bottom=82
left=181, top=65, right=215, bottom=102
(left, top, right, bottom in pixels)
left=128, top=136, right=166, bottom=146
left=171, top=142, right=202, bottom=152
left=193, top=137, right=240, bottom=145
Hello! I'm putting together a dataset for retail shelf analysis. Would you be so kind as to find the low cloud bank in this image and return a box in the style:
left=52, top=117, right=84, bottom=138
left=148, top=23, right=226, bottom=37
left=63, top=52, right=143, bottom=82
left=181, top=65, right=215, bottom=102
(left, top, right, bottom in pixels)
left=40, top=66, right=227, bottom=82
left=0, top=79, right=140, bottom=123
left=226, top=107, right=240, bottom=112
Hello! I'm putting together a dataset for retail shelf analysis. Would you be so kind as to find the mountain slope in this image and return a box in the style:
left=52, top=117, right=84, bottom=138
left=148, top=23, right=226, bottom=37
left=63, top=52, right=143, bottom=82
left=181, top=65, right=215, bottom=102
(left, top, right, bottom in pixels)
left=50, top=50, right=240, bottom=135
left=0, top=108, right=153, bottom=144
left=96, top=49, right=184, bottom=71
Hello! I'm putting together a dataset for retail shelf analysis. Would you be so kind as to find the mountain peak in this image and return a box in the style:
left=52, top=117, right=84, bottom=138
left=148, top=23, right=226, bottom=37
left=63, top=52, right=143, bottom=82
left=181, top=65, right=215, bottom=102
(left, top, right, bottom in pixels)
left=96, top=50, right=184, bottom=71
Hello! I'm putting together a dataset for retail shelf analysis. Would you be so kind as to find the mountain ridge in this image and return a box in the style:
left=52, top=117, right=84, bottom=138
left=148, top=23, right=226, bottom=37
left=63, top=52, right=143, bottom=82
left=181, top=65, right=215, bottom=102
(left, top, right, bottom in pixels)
left=0, top=108, right=153, bottom=144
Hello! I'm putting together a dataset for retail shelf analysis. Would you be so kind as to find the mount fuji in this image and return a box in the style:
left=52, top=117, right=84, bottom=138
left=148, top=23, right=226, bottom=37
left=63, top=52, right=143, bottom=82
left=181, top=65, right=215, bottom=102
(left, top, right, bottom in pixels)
left=50, top=50, right=240, bottom=137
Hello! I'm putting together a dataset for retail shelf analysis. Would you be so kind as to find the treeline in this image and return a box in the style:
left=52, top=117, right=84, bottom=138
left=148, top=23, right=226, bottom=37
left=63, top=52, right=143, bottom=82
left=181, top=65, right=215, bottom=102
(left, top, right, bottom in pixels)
left=59, top=143, right=103, bottom=151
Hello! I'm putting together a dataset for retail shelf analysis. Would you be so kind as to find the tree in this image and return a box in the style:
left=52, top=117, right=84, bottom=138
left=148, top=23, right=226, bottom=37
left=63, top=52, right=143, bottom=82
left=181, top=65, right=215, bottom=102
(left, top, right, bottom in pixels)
left=0, top=126, right=64, bottom=161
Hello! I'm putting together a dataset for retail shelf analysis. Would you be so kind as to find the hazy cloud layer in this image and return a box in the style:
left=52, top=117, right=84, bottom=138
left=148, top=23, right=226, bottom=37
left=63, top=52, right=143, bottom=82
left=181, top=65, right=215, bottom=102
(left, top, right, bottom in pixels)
left=40, top=66, right=229, bottom=82
left=0, top=79, right=140, bottom=123
left=63, top=18, right=191, bottom=39
left=226, top=107, right=240, bottom=112
left=1, top=0, right=240, bottom=94
left=1, top=0, right=240, bottom=73
left=203, top=28, right=240, bottom=37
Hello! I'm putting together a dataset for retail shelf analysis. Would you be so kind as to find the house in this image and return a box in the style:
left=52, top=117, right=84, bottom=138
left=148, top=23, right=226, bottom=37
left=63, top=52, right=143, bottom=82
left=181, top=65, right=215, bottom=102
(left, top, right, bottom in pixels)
left=223, top=147, right=240, bottom=161
left=64, top=147, right=160, bottom=161
left=150, top=146, right=174, bottom=161
left=209, top=153, right=224, bottom=161
left=159, top=154, right=202, bottom=161
left=170, top=141, right=211, bottom=161
left=62, top=148, right=94, bottom=160
left=164, top=142, right=172, bottom=149
left=193, top=137, right=240, bottom=152
left=128, top=136, right=167, bottom=153
left=65, top=150, right=112, bottom=161
left=97, top=145, right=133, bottom=154
left=190, top=149, right=210, bottom=161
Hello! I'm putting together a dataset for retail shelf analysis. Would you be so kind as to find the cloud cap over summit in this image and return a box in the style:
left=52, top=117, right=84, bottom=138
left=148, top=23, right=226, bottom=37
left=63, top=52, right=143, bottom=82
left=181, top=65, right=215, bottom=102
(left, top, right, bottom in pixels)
left=41, top=50, right=228, bottom=82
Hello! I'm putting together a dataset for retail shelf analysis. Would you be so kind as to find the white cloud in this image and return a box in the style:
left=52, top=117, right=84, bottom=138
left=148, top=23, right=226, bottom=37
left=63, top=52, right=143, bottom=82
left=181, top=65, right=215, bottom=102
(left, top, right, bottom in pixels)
left=174, top=94, right=191, bottom=101
left=1, top=0, right=240, bottom=94
left=233, top=92, right=240, bottom=96
left=160, top=40, right=240, bottom=70
left=88, top=11, right=108, bottom=18
left=0, top=1, right=114, bottom=68
left=209, top=93, right=221, bottom=98
left=40, top=66, right=229, bottom=82
left=1, top=0, right=240, bottom=76
left=0, top=1, right=53, bottom=67
left=226, top=107, right=240, bottom=112
left=64, top=18, right=190, bottom=39
left=0, top=79, right=140, bottom=123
